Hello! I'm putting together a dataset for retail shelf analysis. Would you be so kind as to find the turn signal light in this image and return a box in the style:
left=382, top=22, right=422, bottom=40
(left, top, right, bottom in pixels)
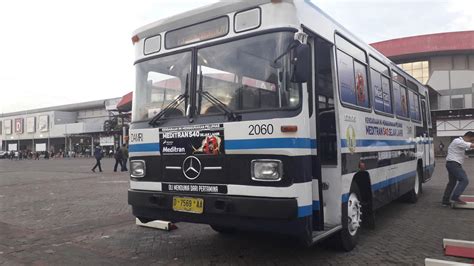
left=281, top=125, right=298, bottom=132
left=132, top=35, right=139, bottom=45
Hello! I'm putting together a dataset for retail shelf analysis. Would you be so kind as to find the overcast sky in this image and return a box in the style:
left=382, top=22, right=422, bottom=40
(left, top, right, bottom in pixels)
left=1, top=0, right=472, bottom=114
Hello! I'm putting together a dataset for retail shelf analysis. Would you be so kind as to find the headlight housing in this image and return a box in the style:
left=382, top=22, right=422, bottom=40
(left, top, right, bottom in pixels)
left=130, top=160, right=146, bottom=178
left=251, top=159, right=283, bottom=181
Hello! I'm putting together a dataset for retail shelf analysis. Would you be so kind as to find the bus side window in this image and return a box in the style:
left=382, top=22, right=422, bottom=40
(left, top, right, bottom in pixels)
left=370, top=57, right=392, bottom=115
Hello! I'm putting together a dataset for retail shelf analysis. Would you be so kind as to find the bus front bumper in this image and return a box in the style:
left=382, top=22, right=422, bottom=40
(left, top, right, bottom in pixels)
left=128, top=189, right=307, bottom=236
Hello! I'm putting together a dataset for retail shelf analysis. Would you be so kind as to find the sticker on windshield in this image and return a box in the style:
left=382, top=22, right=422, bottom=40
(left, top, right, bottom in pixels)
left=159, top=124, right=224, bottom=156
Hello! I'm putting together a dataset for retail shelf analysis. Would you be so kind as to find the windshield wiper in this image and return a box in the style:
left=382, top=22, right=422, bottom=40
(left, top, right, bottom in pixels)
left=149, top=74, right=189, bottom=126
left=198, top=70, right=241, bottom=121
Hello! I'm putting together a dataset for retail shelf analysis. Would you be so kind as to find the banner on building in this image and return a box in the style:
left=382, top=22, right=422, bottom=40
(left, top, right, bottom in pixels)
left=39, top=115, right=49, bottom=132
left=8, top=143, right=17, bottom=151
left=35, top=143, right=46, bottom=152
left=27, top=117, right=36, bottom=133
left=4, top=119, right=12, bottom=135
left=15, top=118, right=24, bottom=134
left=100, top=136, right=114, bottom=146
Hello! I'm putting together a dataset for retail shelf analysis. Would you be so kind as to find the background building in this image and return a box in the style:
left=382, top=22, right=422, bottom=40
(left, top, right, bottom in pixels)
left=0, top=98, right=124, bottom=156
left=371, top=31, right=474, bottom=156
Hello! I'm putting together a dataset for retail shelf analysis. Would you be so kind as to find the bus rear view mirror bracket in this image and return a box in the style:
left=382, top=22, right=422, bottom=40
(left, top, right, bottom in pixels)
left=290, top=43, right=310, bottom=83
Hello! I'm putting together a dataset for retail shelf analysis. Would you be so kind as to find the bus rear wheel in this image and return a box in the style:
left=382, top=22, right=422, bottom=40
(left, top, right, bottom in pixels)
left=401, top=169, right=422, bottom=203
left=335, top=183, right=362, bottom=251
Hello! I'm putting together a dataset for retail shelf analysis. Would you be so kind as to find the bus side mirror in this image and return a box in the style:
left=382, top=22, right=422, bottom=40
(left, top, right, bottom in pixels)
left=290, top=43, right=310, bottom=83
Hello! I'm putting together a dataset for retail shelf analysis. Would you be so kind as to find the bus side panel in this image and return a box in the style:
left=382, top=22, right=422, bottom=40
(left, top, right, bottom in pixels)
left=338, top=103, right=420, bottom=209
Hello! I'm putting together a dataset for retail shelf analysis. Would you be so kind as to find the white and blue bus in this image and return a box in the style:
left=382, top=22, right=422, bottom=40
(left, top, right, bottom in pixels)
left=128, top=0, right=435, bottom=250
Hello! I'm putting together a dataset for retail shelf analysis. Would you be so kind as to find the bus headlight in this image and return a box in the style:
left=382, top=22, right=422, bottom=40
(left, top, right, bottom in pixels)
left=130, top=160, right=146, bottom=178
left=251, top=159, right=283, bottom=181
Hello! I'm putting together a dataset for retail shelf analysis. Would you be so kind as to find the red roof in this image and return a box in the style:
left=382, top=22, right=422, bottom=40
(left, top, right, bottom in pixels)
left=371, top=31, right=474, bottom=61
left=117, top=91, right=132, bottom=112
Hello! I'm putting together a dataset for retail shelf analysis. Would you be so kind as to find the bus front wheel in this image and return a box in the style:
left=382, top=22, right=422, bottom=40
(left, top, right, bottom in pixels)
left=336, top=183, right=362, bottom=251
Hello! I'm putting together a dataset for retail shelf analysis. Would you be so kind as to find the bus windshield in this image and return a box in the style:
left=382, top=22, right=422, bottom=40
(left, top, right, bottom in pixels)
left=197, top=31, right=300, bottom=115
left=133, top=32, right=301, bottom=122
left=134, top=52, right=191, bottom=121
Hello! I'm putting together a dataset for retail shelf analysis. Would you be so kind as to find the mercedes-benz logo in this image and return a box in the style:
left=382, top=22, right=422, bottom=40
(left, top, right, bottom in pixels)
left=182, top=156, right=202, bottom=180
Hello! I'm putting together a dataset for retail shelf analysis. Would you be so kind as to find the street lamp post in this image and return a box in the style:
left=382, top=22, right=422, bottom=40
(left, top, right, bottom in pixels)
left=64, top=123, right=68, bottom=156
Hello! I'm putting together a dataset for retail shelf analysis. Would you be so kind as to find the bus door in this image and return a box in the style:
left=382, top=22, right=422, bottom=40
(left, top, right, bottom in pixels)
left=420, top=98, right=432, bottom=180
left=311, top=36, right=341, bottom=229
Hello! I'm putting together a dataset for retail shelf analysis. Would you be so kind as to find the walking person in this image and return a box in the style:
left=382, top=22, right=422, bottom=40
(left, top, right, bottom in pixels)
left=121, top=144, right=129, bottom=172
left=442, top=131, right=474, bottom=206
left=439, top=141, right=445, bottom=156
left=91, top=146, right=103, bottom=173
left=113, top=146, right=123, bottom=172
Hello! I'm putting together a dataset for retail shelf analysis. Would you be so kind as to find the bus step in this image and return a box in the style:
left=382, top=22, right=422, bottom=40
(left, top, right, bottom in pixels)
left=311, top=224, right=342, bottom=244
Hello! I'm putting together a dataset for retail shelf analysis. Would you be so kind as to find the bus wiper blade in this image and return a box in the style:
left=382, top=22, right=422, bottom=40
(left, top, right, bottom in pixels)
left=198, top=69, right=240, bottom=121
left=148, top=94, right=186, bottom=126
left=149, top=74, right=189, bottom=126
left=200, top=91, right=241, bottom=121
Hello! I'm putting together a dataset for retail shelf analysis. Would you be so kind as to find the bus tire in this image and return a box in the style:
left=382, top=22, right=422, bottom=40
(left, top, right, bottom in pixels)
left=402, top=168, right=422, bottom=203
left=335, top=183, right=362, bottom=251
left=210, top=225, right=236, bottom=234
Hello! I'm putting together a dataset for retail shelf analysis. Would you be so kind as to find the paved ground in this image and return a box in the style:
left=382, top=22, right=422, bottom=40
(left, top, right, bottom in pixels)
left=0, top=157, right=473, bottom=265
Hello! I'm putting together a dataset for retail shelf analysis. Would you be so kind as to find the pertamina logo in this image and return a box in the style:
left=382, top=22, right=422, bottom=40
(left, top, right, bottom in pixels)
left=346, top=125, right=356, bottom=153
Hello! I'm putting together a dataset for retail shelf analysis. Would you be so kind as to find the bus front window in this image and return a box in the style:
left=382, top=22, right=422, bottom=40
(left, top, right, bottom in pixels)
left=133, top=52, right=191, bottom=122
left=197, top=32, right=301, bottom=116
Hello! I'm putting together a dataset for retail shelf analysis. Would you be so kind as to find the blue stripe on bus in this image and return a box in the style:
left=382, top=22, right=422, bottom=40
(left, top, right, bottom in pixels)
left=297, top=205, right=313, bottom=217
left=341, top=139, right=415, bottom=148
left=297, top=201, right=321, bottom=218
left=371, top=171, right=416, bottom=191
left=225, top=138, right=317, bottom=150
left=341, top=170, right=417, bottom=202
left=129, top=143, right=160, bottom=152
left=313, top=201, right=320, bottom=211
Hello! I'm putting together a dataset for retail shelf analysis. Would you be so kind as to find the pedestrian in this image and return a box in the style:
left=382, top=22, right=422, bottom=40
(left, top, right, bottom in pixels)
left=91, top=145, right=103, bottom=172
left=121, top=144, right=129, bottom=172
left=439, top=141, right=445, bottom=155
left=113, top=146, right=123, bottom=172
left=442, top=131, right=474, bottom=206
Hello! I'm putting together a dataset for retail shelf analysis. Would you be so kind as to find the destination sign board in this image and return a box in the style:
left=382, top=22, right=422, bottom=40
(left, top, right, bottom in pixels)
left=165, top=16, right=229, bottom=49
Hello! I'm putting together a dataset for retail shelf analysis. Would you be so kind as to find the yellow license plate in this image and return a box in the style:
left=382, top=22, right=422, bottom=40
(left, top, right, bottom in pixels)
left=172, top=197, right=204, bottom=214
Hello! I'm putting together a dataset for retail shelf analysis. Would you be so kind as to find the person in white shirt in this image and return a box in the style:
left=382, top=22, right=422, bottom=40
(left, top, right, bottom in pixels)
left=442, top=131, right=474, bottom=205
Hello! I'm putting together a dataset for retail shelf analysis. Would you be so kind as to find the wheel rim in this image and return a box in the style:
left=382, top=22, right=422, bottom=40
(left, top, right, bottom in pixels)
left=347, top=192, right=362, bottom=236
left=414, top=171, right=420, bottom=195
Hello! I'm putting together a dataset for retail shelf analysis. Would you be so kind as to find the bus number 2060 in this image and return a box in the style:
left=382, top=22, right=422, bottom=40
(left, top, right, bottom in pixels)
left=248, top=124, right=274, bottom=135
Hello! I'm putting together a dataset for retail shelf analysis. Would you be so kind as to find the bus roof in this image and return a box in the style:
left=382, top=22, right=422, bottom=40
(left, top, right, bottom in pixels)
left=132, top=0, right=428, bottom=92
